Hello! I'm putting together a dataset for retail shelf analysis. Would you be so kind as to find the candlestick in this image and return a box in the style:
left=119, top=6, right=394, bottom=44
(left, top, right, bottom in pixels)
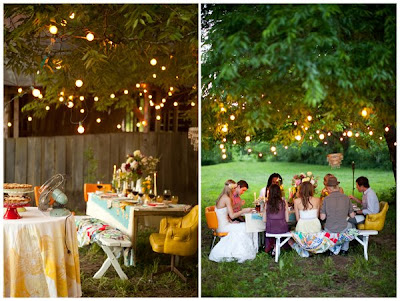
left=113, top=165, right=116, bottom=174
left=154, top=172, right=157, bottom=196
left=254, top=192, right=256, bottom=202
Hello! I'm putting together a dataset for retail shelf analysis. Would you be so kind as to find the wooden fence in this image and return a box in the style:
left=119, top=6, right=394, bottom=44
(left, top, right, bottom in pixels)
left=4, top=132, right=198, bottom=211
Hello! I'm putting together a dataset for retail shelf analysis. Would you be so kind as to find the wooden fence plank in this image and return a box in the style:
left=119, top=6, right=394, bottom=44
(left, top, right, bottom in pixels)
left=71, top=135, right=84, bottom=210
left=109, top=133, right=121, bottom=177
left=41, top=137, right=55, bottom=183
left=55, top=136, right=66, bottom=175
left=5, top=139, right=15, bottom=183
left=15, top=138, right=28, bottom=184
left=27, top=137, right=42, bottom=187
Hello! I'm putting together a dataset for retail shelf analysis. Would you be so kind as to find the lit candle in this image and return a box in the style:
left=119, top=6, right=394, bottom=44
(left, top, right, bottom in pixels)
left=254, top=192, right=256, bottom=203
left=154, top=172, right=157, bottom=196
left=113, top=165, right=116, bottom=174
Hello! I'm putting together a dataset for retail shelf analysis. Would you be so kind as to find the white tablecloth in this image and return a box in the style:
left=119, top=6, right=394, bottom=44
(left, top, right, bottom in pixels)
left=245, top=213, right=266, bottom=232
left=3, top=207, right=82, bottom=297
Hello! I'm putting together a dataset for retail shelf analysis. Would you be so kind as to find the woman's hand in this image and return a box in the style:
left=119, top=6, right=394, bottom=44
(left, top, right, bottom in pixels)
left=241, top=207, right=253, bottom=214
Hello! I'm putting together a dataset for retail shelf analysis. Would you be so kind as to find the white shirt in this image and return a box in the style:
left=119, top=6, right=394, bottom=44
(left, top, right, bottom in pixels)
left=362, top=187, right=380, bottom=215
left=259, top=187, right=267, bottom=198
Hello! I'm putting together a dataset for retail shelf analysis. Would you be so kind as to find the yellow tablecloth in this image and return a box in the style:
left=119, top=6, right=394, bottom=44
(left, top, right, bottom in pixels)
left=3, top=207, right=82, bottom=297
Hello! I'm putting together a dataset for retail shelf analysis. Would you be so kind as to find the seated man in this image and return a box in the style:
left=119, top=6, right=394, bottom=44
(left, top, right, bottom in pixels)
left=320, top=176, right=356, bottom=256
left=231, top=180, right=248, bottom=223
left=349, top=176, right=380, bottom=225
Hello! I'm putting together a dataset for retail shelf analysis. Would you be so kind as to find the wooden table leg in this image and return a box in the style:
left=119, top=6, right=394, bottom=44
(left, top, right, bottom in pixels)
left=133, top=216, right=139, bottom=265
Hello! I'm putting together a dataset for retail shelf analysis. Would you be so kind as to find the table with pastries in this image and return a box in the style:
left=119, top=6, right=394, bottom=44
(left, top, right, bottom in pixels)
left=86, top=192, right=192, bottom=263
left=3, top=207, right=82, bottom=297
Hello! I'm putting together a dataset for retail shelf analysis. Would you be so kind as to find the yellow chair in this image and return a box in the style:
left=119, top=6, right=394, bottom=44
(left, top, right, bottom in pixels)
left=357, top=201, right=389, bottom=231
left=149, top=205, right=198, bottom=282
left=205, top=206, right=228, bottom=250
left=84, top=183, right=112, bottom=202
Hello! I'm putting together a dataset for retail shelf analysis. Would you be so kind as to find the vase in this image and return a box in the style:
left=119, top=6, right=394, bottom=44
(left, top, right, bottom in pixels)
left=135, top=178, right=143, bottom=192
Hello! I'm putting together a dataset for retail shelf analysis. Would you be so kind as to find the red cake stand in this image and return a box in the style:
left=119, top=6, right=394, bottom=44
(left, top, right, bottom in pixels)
left=3, top=203, right=30, bottom=219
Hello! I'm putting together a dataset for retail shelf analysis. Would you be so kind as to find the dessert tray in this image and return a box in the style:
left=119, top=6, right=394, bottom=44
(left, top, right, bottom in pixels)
left=4, top=183, right=33, bottom=219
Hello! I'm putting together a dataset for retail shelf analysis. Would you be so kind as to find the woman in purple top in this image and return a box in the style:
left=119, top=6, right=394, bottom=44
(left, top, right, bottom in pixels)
left=263, top=184, right=289, bottom=255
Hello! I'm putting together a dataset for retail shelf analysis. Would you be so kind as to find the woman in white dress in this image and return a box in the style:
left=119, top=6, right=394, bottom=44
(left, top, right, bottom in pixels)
left=294, top=181, right=321, bottom=233
left=209, top=179, right=258, bottom=263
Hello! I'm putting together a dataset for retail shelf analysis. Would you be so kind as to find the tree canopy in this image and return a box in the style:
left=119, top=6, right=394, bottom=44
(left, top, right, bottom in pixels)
left=5, top=4, right=198, bottom=117
left=201, top=4, right=396, bottom=177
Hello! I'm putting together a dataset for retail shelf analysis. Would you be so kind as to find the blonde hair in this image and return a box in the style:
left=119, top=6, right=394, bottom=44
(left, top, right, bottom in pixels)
left=216, top=179, right=236, bottom=205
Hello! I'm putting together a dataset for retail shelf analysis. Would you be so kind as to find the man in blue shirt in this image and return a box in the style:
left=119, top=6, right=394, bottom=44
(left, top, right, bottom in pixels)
left=349, top=176, right=380, bottom=224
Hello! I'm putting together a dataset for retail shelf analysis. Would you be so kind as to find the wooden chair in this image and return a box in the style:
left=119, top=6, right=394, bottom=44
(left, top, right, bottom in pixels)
left=149, top=205, right=198, bottom=282
left=205, top=206, right=228, bottom=250
left=357, top=201, right=389, bottom=231
left=84, top=183, right=112, bottom=202
left=34, top=186, right=55, bottom=207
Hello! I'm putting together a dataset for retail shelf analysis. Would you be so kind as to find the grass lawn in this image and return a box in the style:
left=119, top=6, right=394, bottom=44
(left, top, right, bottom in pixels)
left=78, top=227, right=198, bottom=297
left=201, top=161, right=396, bottom=297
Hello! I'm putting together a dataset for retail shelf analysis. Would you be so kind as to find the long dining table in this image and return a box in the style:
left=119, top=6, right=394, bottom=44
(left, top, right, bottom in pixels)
left=86, top=192, right=191, bottom=264
left=3, top=207, right=82, bottom=297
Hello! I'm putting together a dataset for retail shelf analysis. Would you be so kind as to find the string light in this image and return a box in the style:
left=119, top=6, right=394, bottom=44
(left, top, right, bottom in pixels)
left=361, top=108, right=368, bottom=117
left=293, top=121, right=298, bottom=126
left=221, top=148, right=226, bottom=154
left=60, top=91, right=64, bottom=96
left=191, top=102, right=196, bottom=106
left=80, top=109, right=85, bottom=113
left=142, top=120, right=147, bottom=126
left=59, top=96, right=64, bottom=102
left=67, top=101, right=74, bottom=108
left=149, top=101, right=154, bottom=106
left=144, top=89, right=148, bottom=93
left=79, top=96, right=84, bottom=101
left=245, top=136, right=251, bottom=142
left=168, top=92, right=172, bottom=96
left=347, top=131, right=353, bottom=137
left=45, top=106, right=50, bottom=111
left=220, top=144, right=224, bottom=149
left=96, top=118, right=101, bottom=123
left=7, top=122, right=12, bottom=127
left=307, top=115, right=312, bottom=121
left=161, top=66, right=166, bottom=70
left=49, top=25, right=58, bottom=34
left=222, top=138, right=227, bottom=142
left=220, top=107, right=226, bottom=112
left=230, top=115, right=235, bottom=120
left=94, top=96, right=99, bottom=101
left=150, top=58, right=157, bottom=66
left=28, top=116, right=32, bottom=121
left=394, top=142, right=397, bottom=146
left=247, top=148, right=252, bottom=153
left=160, top=103, right=165, bottom=108
left=270, top=146, right=276, bottom=152
left=75, top=79, right=83, bottom=87
left=304, top=127, right=308, bottom=131
left=136, top=122, right=141, bottom=127
left=284, top=146, right=288, bottom=149
left=86, top=32, right=94, bottom=41
left=222, top=154, right=227, bottom=159
left=152, top=74, right=157, bottom=78
left=221, top=125, right=228, bottom=133
left=273, top=151, right=277, bottom=155
left=110, top=94, right=115, bottom=99
left=343, top=132, right=347, bottom=136
left=324, top=141, right=328, bottom=145
left=173, top=102, right=178, bottom=106
left=139, top=106, right=143, bottom=111
left=385, top=126, right=390, bottom=132
left=295, top=135, right=301, bottom=141
left=379, top=137, right=383, bottom=140
left=32, top=88, right=41, bottom=97
left=309, top=136, right=313, bottom=140
left=162, top=98, right=166, bottom=103
left=148, top=95, right=153, bottom=99
left=233, top=140, right=237, bottom=145
left=61, top=20, right=67, bottom=26
left=68, top=95, right=73, bottom=100
left=136, top=83, right=140, bottom=88
left=156, top=115, right=161, bottom=120
left=155, top=105, right=160, bottom=110
left=124, top=90, right=129, bottom=94
left=319, top=133, right=325, bottom=140
left=170, top=87, right=174, bottom=91
left=355, top=132, right=360, bottom=137
left=117, top=124, right=122, bottom=129
left=327, top=132, right=331, bottom=136
left=18, top=87, right=22, bottom=93
left=369, top=130, right=373, bottom=136
left=69, top=12, right=75, bottom=19
left=139, top=92, right=143, bottom=96
left=38, top=94, right=43, bottom=99
left=258, top=153, right=263, bottom=158
left=340, top=137, right=344, bottom=141
left=316, top=130, right=320, bottom=134
left=77, top=122, right=85, bottom=134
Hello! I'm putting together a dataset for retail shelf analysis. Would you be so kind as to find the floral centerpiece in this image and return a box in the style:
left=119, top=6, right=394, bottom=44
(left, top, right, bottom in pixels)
left=141, top=175, right=153, bottom=194
left=114, top=150, right=159, bottom=191
left=288, top=171, right=318, bottom=204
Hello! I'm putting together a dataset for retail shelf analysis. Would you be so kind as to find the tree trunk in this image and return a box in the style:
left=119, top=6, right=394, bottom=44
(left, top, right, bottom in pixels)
left=384, top=125, right=396, bottom=182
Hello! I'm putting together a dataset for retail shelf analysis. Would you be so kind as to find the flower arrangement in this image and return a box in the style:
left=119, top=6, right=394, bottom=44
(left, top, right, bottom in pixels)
left=288, top=171, right=318, bottom=203
left=117, top=150, right=159, bottom=183
left=141, top=175, right=153, bottom=194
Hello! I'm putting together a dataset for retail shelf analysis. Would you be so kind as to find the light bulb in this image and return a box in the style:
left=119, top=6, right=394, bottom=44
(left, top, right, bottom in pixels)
left=160, top=103, right=164, bottom=108
left=86, top=32, right=94, bottom=41
left=369, top=131, right=373, bottom=136
left=150, top=58, right=157, bottom=66
left=77, top=122, right=85, bottom=134
left=161, top=66, right=166, bottom=70
left=230, top=115, right=235, bottom=120
left=361, top=109, right=368, bottom=117
left=32, top=88, right=41, bottom=97
left=233, top=140, right=237, bottom=145
left=149, top=101, right=154, bottom=106
left=309, top=136, right=313, bottom=140
left=222, top=149, right=226, bottom=153
left=170, top=87, right=174, bottom=91
left=258, top=153, right=263, bottom=158
left=136, top=122, right=141, bottom=127
left=293, top=121, right=298, bottom=126
left=117, top=124, right=122, bottom=129
left=221, top=125, right=228, bottom=133
left=222, top=138, right=227, bottom=142
left=222, top=154, right=227, bottom=159
left=110, top=93, right=115, bottom=99
left=245, top=136, right=251, bottom=142
left=343, top=132, right=347, bottom=136
left=319, top=133, right=325, bottom=140
left=67, top=101, right=74, bottom=108
left=79, top=96, right=84, bottom=101
left=270, top=146, right=276, bottom=152
left=295, top=135, right=301, bottom=141
left=94, top=96, right=99, bottom=101
left=143, top=89, right=147, bottom=93
left=316, top=130, right=320, bottom=134
left=7, top=122, right=12, bottom=127
left=156, top=115, right=161, bottom=120
left=162, top=98, right=166, bottom=103
left=191, top=102, right=196, bottom=106
left=155, top=105, right=160, bottom=110
left=49, top=25, right=58, bottom=35
left=307, top=115, right=312, bottom=121
left=69, top=12, right=75, bottom=19
left=28, top=116, right=32, bottom=121
left=124, top=89, right=128, bottom=94
left=284, top=146, right=288, bottom=149
left=173, top=102, right=178, bottom=106
left=75, top=79, right=83, bottom=87
left=219, top=144, right=224, bottom=149
left=96, top=118, right=101, bottom=123
left=60, top=91, right=64, bottom=96
left=136, top=83, right=140, bottom=88
left=142, top=120, right=147, bottom=126
left=327, top=132, right=331, bottom=136
left=139, top=106, right=143, bottom=111
left=38, top=94, right=43, bottom=99
left=385, top=126, right=389, bottom=132
left=80, top=109, right=85, bottom=113
left=153, top=74, right=157, bottom=78
left=148, top=95, right=153, bottom=99
left=18, top=87, right=22, bottom=93
left=347, top=131, right=353, bottom=137
left=69, top=95, right=73, bottom=100
left=247, top=148, right=252, bottom=153
left=168, top=91, right=172, bottom=96
left=45, top=106, right=50, bottom=111
left=273, top=151, right=277, bottom=155
left=61, top=19, right=67, bottom=26
left=59, top=96, right=64, bottom=102
left=355, top=132, right=360, bottom=137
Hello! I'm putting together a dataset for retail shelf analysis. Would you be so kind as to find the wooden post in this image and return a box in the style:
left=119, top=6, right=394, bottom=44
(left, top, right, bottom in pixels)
left=173, top=106, right=178, bottom=132
left=4, top=90, right=11, bottom=138
left=143, top=93, right=149, bottom=133
left=13, top=95, right=19, bottom=138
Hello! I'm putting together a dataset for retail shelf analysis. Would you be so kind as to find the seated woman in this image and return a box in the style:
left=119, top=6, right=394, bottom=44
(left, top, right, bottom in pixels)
left=263, top=184, right=289, bottom=255
left=320, top=173, right=344, bottom=204
left=259, top=173, right=285, bottom=200
left=294, top=181, right=321, bottom=233
left=209, top=179, right=258, bottom=263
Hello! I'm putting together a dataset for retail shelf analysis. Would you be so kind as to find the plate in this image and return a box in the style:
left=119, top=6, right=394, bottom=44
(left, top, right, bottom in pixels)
left=148, top=203, right=168, bottom=208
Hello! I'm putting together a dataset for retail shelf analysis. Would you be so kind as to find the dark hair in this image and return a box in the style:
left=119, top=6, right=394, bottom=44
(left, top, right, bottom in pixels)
left=265, top=173, right=283, bottom=197
left=267, top=184, right=284, bottom=214
left=237, top=180, right=248, bottom=189
left=299, top=182, right=314, bottom=210
left=356, top=176, right=370, bottom=188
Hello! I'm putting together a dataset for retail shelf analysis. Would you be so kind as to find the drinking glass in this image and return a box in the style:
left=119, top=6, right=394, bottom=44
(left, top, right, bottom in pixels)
left=171, top=195, right=179, bottom=204
left=163, top=189, right=171, bottom=201
left=148, top=189, right=155, bottom=200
